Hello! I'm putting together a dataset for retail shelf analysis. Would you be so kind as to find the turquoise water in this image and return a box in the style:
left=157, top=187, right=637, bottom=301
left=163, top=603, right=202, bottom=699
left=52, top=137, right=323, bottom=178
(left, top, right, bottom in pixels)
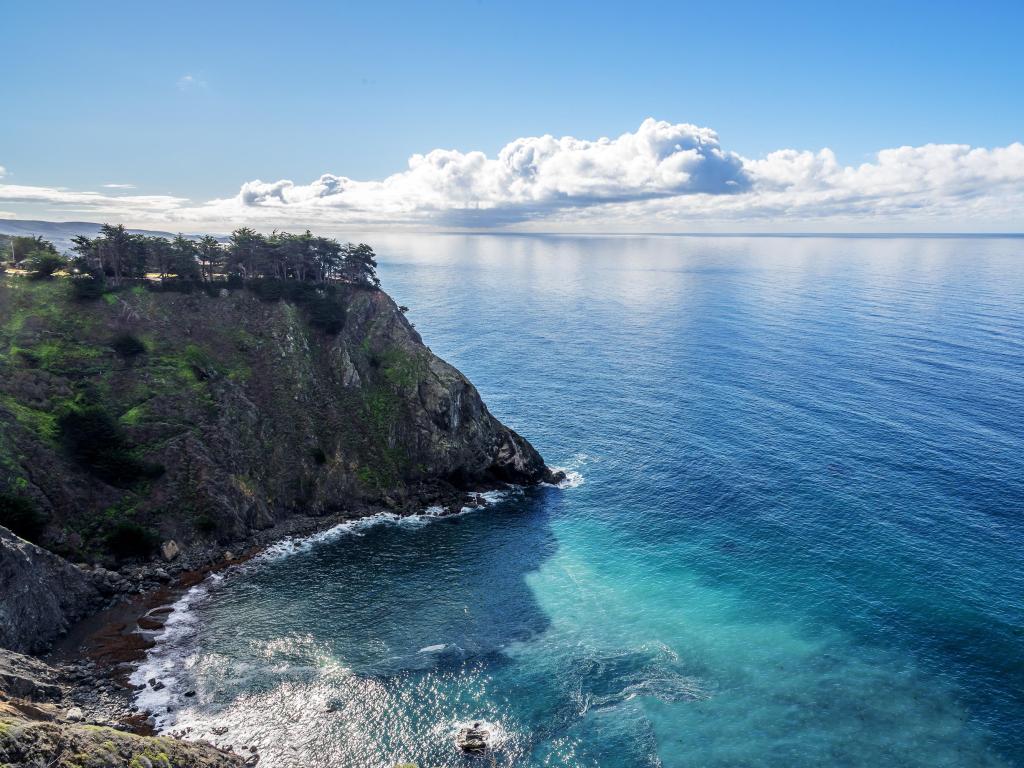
left=138, top=235, right=1024, bottom=767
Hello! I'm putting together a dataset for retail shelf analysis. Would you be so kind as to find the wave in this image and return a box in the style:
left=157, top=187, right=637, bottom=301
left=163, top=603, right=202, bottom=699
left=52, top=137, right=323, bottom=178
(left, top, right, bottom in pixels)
left=546, top=451, right=592, bottom=489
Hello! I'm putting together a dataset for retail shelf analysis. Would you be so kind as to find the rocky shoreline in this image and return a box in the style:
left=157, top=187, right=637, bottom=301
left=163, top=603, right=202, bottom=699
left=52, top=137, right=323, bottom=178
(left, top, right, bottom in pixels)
left=2, top=484, right=545, bottom=767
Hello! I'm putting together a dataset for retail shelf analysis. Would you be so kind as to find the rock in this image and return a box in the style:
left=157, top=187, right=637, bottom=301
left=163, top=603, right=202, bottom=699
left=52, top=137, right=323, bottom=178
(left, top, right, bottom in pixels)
left=149, top=679, right=165, bottom=691
left=223, top=551, right=235, bottom=561
left=184, top=689, right=196, bottom=697
left=545, top=468, right=567, bottom=484
left=455, top=721, right=490, bottom=754
left=65, top=706, right=84, bottom=721
left=0, top=648, right=62, bottom=701
left=0, top=526, right=103, bottom=654
left=212, top=726, right=229, bottom=736
left=159, top=536, right=180, bottom=561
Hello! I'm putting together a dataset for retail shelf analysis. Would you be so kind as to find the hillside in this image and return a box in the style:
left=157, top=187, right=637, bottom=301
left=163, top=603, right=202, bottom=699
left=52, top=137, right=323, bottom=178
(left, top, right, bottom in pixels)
left=0, top=274, right=559, bottom=652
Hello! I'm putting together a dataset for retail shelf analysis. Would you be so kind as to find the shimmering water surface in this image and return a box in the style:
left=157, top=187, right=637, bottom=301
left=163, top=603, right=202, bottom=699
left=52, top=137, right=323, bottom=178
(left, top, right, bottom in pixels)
left=138, top=235, right=1024, bottom=767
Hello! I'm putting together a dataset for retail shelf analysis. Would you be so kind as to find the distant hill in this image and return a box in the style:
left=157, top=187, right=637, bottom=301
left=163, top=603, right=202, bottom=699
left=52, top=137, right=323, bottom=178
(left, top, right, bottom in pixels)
left=0, top=219, right=206, bottom=253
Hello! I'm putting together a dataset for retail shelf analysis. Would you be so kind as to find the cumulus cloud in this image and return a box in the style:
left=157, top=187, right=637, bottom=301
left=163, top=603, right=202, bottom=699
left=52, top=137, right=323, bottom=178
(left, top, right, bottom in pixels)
left=2, top=120, right=1022, bottom=231
left=214, top=119, right=749, bottom=226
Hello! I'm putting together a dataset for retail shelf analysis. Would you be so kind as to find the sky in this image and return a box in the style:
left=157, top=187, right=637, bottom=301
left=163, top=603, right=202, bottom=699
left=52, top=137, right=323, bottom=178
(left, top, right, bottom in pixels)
left=1, top=0, right=1023, bottom=233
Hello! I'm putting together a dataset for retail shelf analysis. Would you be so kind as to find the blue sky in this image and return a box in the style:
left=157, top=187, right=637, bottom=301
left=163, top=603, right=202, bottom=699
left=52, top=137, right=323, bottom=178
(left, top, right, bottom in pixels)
left=2, top=0, right=1023, bottom=231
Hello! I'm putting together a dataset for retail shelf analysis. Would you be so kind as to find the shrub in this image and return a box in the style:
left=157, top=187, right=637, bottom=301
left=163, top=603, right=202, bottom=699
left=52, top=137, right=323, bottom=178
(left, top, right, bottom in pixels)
left=249, top=278, right=284, bottom=301
left=306, top=294, right=345, bottom=335
left=110, top=333, right=147, bottom=358
left=24, top=250, right=67, bottom=280
left=0, top=492, right=49, bottom=542
left=104, top=519, right=159, bottom=558
left=71, top=274, right=107, bottom=300
left=58, top=405, right=164, bottom=486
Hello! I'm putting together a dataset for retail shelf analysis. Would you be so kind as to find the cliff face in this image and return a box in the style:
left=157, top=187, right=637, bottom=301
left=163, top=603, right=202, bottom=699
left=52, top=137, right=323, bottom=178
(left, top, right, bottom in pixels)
left=0, top=528, right=103, bottom=654
left=0, top=274, right=555, bottom=585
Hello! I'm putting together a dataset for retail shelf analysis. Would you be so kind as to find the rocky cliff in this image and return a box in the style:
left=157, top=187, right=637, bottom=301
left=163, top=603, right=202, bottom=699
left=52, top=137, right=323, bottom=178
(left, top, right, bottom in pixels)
left=0, top=275, right=559, bottom=650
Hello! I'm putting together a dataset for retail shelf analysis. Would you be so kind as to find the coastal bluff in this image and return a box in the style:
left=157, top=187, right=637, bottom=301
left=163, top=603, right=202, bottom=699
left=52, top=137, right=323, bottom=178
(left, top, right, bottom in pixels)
left=0, top=275, right=559, bottom=649
left=0, top=272, right=560, bottom=766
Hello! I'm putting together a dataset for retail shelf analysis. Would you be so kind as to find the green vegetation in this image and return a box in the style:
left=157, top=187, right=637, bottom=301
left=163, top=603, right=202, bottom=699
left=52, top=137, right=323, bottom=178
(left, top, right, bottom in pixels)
left=57, top=402, right=164, bottom=487
left=0, top=492, right=49, bottom=542
left=69, top=223, right=380, bottom=289
left=104, top=519, right=159, bottom=558
left=110, top=333, right=147, bottom=358
left=24, top=250, right=67, bottom=280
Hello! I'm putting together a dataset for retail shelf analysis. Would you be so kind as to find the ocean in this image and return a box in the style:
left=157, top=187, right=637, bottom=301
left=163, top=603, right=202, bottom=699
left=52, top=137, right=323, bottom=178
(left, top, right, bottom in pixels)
left=133, top=234, right=1024, bottom=767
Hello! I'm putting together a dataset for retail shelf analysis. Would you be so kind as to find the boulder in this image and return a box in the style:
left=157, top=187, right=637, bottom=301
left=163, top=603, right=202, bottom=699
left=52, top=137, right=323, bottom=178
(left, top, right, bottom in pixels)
left=159, top=539, right=180, bottom=562
left=455, top=722, right=490, bottom=754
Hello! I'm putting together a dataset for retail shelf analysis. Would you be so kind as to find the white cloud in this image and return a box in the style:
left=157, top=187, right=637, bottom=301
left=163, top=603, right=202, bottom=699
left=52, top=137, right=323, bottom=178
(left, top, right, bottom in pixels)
left=1, top=120, right=1022, bottom=231
left=177, top=74, right=207, bottom=91
left=102, top=183, right=136, bottom=189
left=0, top=165, right=6, bottom=178
left=214, top=119, right=748, bottom=227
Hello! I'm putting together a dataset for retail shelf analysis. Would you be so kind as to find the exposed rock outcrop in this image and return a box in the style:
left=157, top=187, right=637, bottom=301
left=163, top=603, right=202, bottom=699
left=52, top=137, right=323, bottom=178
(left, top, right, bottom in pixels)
left=0, top=526, right=103, bottom=654
left=0, top=279, right=555, bottom=565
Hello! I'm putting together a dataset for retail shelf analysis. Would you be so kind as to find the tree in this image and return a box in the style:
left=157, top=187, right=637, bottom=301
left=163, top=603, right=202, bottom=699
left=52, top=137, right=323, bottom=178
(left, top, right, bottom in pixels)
left=24, top=250, right=67, bottom=279
left=144, top=236, right=175, bottom=280
left=69, top=235, right=101, bottom=275
left=341, top=243, right=380, bottom=287
left=227, top=227, right=267, bottom=279
left=169, top=234, right=201, bottom=280
left=94, top=224, right=145, bottom=283
left=10, top=235, right=55, bottom=265
left=196, top=235, right=223, bottom=281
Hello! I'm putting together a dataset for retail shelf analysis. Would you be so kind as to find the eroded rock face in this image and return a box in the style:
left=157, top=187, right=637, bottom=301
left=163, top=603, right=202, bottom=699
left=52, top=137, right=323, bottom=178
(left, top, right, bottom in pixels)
left=0, top=648, right=62, bottom=701
left=0, top=281, right=555, bottom=562
left=0, top=527, right=102, bottom=654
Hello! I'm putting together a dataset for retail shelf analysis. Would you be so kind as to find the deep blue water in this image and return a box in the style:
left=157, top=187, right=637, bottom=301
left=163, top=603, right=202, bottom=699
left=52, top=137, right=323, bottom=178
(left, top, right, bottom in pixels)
left=138, top=235, right=1024, bottom=767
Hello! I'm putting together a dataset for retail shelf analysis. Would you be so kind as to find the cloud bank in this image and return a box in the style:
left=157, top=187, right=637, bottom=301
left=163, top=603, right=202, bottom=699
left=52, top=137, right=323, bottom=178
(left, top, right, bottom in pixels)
left=2, top=119, right=1022, bottom=231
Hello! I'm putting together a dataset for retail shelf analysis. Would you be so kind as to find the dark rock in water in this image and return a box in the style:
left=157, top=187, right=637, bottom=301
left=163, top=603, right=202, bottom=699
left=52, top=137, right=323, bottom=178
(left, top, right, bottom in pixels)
left=185, top=689, right=197, bottom=697
left=545, top=469, right=567, bottom=484
left=455, top=721, right=490, bottom=754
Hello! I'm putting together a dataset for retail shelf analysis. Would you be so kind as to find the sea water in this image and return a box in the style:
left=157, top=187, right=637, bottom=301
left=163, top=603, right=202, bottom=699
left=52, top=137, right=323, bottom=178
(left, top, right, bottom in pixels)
left=134, top=235, right=1024, bottom=767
